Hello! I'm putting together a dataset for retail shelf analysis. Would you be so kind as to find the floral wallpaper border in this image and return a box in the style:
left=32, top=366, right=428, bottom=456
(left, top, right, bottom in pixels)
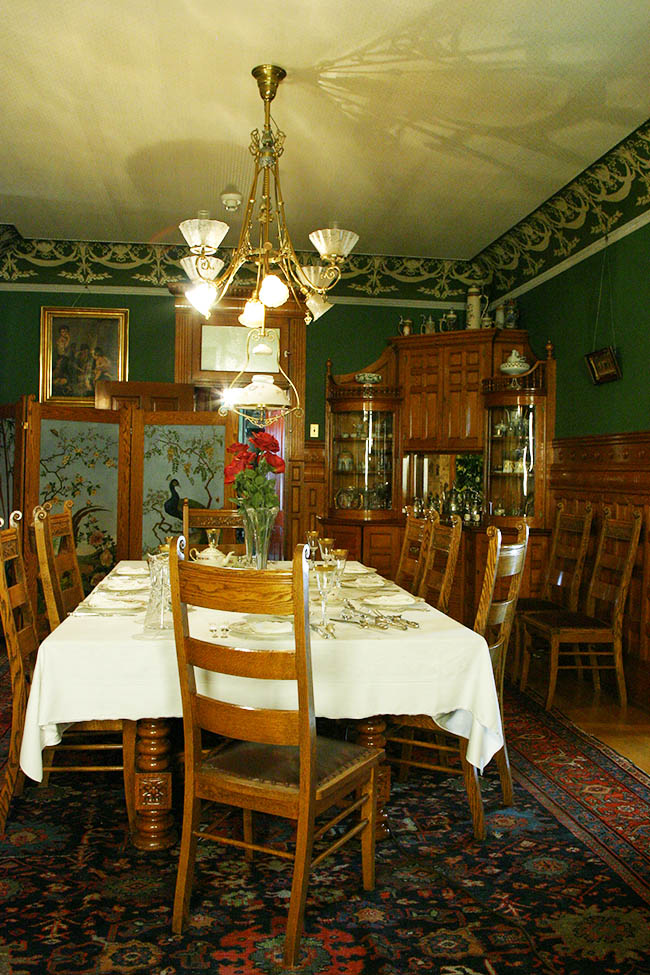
left=1, top=120, right=648, bottom=302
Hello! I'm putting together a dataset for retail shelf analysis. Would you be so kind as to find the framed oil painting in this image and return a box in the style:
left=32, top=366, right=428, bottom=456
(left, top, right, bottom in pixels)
left=39, top=306, right=129, bottom=405
left=584, top=346, right=622, bottom=385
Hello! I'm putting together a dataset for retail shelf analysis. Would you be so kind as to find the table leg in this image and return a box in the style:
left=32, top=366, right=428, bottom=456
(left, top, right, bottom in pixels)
left=132, top=718, right=176, bottom=851
left=356, top=716, right=391, bottom=840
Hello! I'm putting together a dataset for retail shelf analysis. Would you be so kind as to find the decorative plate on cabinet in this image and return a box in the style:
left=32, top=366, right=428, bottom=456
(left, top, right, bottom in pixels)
left=354, top=372, right=382, bottom=384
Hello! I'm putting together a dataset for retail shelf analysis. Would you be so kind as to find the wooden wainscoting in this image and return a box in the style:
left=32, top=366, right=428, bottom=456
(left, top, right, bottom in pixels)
left=549, top=431, right=650, bottom=710
left=285, top=444, right=326, bottom=554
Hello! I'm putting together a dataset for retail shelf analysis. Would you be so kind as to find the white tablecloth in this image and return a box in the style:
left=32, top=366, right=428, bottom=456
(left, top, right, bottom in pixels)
left=20, top=561, right=503, bottom=780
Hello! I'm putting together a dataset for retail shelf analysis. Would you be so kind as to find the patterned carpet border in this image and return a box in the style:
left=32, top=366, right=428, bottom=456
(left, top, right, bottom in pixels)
left=506, top=686, right=650, bottom=903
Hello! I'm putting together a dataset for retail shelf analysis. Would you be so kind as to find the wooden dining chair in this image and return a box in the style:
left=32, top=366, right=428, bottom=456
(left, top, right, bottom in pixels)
left=510, top=500, right=593, bottom=681
left=169, top=540, right=382, bottom=968
left=182, top=500, right=245, bottom=553
left=387, top=523, right=529, bottom=840
left=519, top=506, right=642, bottom=710
left=417, top=513, right=463, bottom=613
left=31, top=502, right=136, bottom=827
left=394, top=506, right=433, bottom=594
left=0, top=512, right=37, bottom=834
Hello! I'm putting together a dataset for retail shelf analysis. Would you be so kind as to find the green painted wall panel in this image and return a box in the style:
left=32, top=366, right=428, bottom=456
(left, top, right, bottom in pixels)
left=0, top=291, right=175, bottom=402
left=305, top=304, right=403, bottom=433
left=521, top=221, right=650, bottom=438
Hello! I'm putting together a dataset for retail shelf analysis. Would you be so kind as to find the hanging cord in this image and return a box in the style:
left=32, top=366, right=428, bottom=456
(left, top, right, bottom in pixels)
left=591, top=235, right=617, bottom=351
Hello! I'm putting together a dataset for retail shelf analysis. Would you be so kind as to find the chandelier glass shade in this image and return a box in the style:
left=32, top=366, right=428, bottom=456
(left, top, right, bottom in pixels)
left=178, top=64, right=358, bottom=326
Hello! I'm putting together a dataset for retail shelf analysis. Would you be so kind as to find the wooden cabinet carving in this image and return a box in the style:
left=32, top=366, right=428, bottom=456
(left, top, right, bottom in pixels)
left=395, top=330, right=533, bottom=452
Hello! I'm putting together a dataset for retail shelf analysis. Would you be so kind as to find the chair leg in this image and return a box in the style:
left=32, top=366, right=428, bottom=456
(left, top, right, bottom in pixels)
left=41, top=745, right=56, bottom=787
left=495, top=742, right=513, bottom=807
left=283, top=814, right=315, bottom=969
left=398, top=726, right=414, bottom=782
left=510, top=617, right=522, bottom=684
left=121, top=719, right=137, bottom=835
left=587, top=644, right=601, bottom=691
left=613, top=636, right=627, bottom=708
left=243, top=808, right=253, bottom=861
left=459, top=738, right=485, bottom=841
left=545, top=636, right=560, bottom=711
left=519, top=624, right=532, bottom=692
left=360, top=767, right=377, bottom=891
left=172, top=793, right=201, bottom=935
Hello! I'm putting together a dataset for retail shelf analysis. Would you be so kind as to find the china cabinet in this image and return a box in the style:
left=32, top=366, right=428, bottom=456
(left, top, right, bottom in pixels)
left=482, top=347, right=555, bottom=529
left=320, top=356, right=402, bottom=576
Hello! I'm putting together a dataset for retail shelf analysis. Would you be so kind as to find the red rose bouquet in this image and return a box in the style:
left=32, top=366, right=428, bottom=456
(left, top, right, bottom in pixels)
left=224, top=431, right=285, bottom=509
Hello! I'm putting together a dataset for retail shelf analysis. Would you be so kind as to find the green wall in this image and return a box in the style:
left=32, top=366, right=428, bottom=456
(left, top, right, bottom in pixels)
left=305, top=304, right=405, bottom=434
left=520, top=221, right=650, bottom=438
left=0, top=290, right=175, bottom=403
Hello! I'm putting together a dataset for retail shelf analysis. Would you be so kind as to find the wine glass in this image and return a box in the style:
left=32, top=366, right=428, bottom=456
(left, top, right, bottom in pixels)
left=312, top=562, right=336, bottom=629
left=331, top=548, right=348, bottom=590
left=305, top=530, right=320, bottom=562
left=318, top=537, right=335, bottom=563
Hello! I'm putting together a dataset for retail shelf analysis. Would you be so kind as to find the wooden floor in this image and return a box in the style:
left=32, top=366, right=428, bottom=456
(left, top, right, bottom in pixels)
left=520, top=659, right=650, bottom=775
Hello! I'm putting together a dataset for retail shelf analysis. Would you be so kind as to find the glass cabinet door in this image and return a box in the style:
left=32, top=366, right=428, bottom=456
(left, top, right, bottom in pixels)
left=486, top=404, right=536, bottom=519
left=331, top=408, right=394, bottom=513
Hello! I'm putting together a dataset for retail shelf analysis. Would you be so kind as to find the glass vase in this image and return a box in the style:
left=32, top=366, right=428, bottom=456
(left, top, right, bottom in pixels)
left=144, top=552, right=173, bottom=630
left=241, top=506, right=278, bottom=570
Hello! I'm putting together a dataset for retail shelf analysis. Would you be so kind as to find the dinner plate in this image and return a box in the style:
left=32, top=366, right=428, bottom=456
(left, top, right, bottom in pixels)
left=114, top=565, right=149, bottom=577
left=343, top=564, right=376, bottom=575
left=341, top=575, right=386, bottom=590
left=102, top=577, right=150, bottom=592
left=362, top=592, right=424, bottom=610
left=229, top=617, right=294, bottom=639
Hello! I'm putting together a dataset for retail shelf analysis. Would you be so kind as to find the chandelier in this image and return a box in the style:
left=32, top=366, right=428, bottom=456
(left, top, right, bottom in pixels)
left=178, top=64, right=358, bottom=427
left=179, top=64, right=358, bottom=325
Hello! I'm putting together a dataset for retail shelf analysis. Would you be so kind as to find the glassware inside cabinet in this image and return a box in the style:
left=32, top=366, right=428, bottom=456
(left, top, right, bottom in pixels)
left=487, top=404, right=536, bottom=519
left=332, top=407, right=394, bottom=512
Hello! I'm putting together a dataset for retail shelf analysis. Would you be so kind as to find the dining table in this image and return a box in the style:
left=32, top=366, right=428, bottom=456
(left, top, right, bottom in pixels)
left=20, top=557, right=504, bottom=851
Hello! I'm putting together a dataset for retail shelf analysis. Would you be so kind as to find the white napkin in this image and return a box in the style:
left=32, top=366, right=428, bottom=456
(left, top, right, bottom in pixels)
left=344, top=575, right=385, bottom=589
left=86, top=591, right=147, bottom=609
left=114, top=565, right=149, bottom=576
left=103, top=577, right=150, bottom=591
left=364, top=593, right=420, bottom=607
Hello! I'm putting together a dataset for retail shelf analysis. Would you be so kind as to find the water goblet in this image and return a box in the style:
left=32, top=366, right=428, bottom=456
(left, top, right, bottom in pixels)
left=306, top=530, right=320, bottom=562
left=319, top=537, right=335, bottom=563
left=331, top=548, right=348, bottom=590
left=312, top=561, right=336, bottom=629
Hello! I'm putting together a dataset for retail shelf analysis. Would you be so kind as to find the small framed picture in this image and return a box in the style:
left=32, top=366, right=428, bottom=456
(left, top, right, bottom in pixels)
left=584, top=346, right=622, bottom=385
left=39, top=307, right=129, bottom=405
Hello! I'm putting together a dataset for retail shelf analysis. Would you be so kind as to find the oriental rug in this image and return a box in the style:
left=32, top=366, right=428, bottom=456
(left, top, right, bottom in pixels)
left=0, top=684, right=649, bottom=974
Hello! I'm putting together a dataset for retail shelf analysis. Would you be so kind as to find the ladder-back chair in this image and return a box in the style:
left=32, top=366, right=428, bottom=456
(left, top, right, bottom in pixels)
left=31, top=502, right=136, bottom=826
left=169, top=541, right=382, bottom=968
left=417, top=513, right=462, bottom=613
left=395, top=506, right=433, bottom=594
left=519, top=506, right=642, bottom=710
left=387, top=523, right=529, bottom=840
left=33, top=500, right=84, bottom=626
left=0, top=512, right=38, bottom=834
left=511, top=500, right=593, bottom=680
left=182, top=500, right=244, bottom=553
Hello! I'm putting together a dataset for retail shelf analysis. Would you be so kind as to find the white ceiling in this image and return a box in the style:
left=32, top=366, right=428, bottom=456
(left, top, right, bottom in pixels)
left=2, top=0, right=650, bottom=260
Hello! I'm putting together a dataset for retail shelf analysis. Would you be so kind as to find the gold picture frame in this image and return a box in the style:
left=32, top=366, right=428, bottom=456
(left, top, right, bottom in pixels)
left=584, top=346, right=622, bottom=385
left=39, top=307, right=129, bottom=405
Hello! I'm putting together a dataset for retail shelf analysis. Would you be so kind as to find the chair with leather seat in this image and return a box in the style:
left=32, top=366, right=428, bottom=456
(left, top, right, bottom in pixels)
left=519, top=506, right=642, bottom=711
left=417, top=513, right=463, bottom=613
left=387, top=523, right=529, bottom=840
left=510, top=500, right=593, bottom=682
left=182, top=499, right=245, bottom=554
left=169, top=540, right=381, bottom=968
left=394, top=506, right=433, bottom=594
left=31, top=502, right=136, bottom=825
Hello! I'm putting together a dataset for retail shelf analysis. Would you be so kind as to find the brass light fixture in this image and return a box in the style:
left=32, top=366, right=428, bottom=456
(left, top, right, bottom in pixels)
left=180, top=65, right=358, bottom=326
left=179, top=64, right=358, bottom=427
